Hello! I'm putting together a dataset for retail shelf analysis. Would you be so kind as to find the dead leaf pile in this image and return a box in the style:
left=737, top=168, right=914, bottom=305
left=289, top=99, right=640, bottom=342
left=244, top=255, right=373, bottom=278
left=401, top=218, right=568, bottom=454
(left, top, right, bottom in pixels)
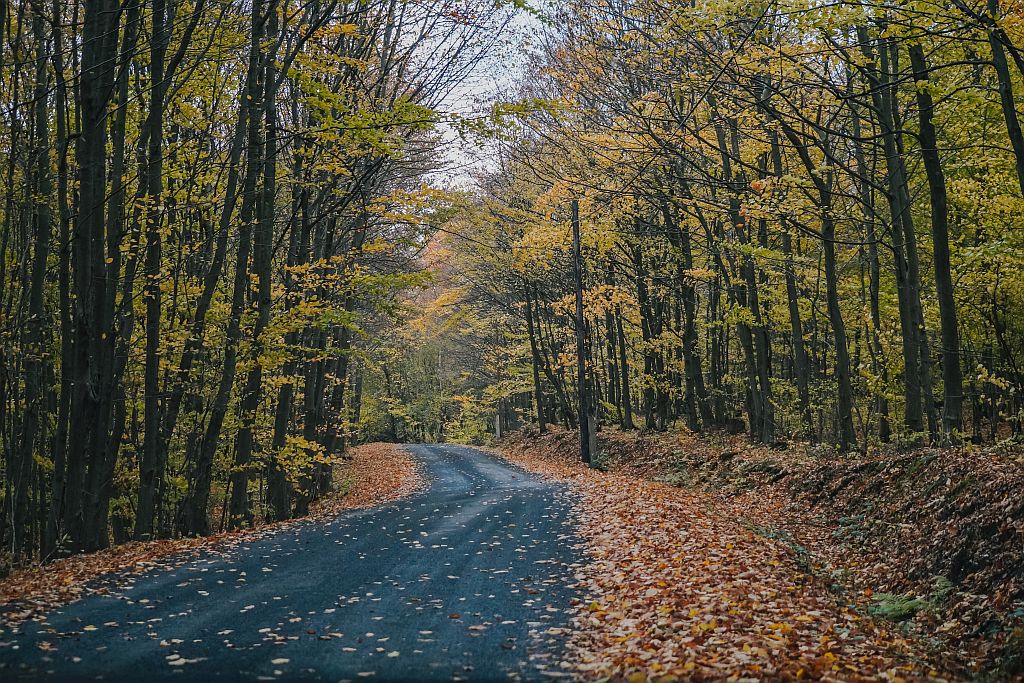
left=502, top=426, right=1024, bottom=675
left=0, top=442, right=420, bottom=623
left=500, top=436, right=960, bottom=681
left=311, top=442, right=423, bottom=515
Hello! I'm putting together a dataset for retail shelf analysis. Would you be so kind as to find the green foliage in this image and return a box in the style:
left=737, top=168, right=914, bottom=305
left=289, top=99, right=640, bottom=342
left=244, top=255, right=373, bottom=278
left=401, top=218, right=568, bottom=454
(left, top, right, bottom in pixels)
left=868, top=593, right=930, bottom=622
left=869, top=577, right=956, bottom=622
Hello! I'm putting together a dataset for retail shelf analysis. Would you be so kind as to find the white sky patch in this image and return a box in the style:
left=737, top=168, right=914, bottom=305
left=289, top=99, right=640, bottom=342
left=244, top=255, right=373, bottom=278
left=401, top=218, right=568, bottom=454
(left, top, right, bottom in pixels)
left=429, top=8, right=544, bottom=189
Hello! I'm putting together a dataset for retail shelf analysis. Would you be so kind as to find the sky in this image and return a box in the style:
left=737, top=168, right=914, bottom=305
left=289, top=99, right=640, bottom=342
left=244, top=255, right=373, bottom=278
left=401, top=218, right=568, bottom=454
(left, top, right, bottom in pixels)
left=428, top=5, right=546, bottom=189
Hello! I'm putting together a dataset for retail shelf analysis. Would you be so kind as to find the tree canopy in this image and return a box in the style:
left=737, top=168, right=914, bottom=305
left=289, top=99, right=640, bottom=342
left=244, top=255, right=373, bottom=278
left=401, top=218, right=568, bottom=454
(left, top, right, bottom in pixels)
left=2, top=0, right=1024, bottom=564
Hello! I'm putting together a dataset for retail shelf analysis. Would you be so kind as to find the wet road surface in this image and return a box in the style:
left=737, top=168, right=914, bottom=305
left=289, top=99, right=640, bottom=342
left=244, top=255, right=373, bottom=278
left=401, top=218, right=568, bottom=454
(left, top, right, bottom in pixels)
left=0, top=444, right=580, bottom=682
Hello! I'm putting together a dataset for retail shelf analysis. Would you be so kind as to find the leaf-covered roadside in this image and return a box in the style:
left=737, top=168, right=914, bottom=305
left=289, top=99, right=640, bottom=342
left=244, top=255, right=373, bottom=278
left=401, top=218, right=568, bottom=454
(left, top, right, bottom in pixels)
left=503, top=427, right=1024, bottom=675
left=0, top=443, right=420, bottom=624
left=310, top=442, right=423, bottom=515
left=498, top=440, right=960, bottom=681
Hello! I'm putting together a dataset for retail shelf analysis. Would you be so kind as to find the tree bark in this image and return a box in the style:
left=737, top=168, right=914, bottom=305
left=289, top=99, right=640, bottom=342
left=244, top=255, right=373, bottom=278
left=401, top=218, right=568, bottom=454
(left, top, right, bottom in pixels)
left=180, top=0, right=265, bottom=536
left=135, top=0, right=170, bottom=540
left=908, top=42, right=963, bottom=438
left=524, top=283, right=547, bottom=433
left=229, top=0, right=278, bottom=529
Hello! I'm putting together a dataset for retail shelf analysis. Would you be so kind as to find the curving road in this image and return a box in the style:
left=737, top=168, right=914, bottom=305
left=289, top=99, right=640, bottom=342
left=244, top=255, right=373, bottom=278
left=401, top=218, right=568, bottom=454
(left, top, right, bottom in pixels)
left=0, top=445, right=581, bottom=682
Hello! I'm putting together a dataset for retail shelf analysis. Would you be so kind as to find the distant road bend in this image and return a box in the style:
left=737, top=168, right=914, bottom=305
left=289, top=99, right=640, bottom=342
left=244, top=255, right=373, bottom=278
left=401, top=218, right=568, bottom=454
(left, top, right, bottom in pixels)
left=0, top=445, right=580, bottom=682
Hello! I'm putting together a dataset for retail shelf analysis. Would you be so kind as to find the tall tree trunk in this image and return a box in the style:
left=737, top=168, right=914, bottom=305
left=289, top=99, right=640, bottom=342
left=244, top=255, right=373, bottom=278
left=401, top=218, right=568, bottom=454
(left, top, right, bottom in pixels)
left=712, top=115, right=765, bottom=440
left=524, top=283, right=547, bottom=433
left=267, top=153, right=309, bottom=523
left=908, top=42, right=963, bottom=438
left=632, top=242, right=658, bottom=430
left=136, top=0, right=170, bottom=540
left=614, top=306, right=635, bottom=430
left=762, top=92, right=857, bottom=450
left=47, top=0, right=74, bottom=556
left=603, top=269, right=621, bottom=424
left=661, top=198, right=713, bottom=429
left=847, top=86, right=891, bottom=443
left=180, top=1, right=265, bottom=536
left=857, top=28, right=927, bottom=439
left=766, top=133, right=813, bottom=440
left=93, top=0, right=142, bottom=548
left=821, top=214, right=858, bottom=452
left=229, top=0, right=278, bottom=529
left=14, top=11, right=53, bottom=559
left=782, top=228, right=814, bottom=440
left=67, top=0, right=121, bottom=552
left=886, top=37, right=939, bottom=439
left=742, top=240, right=774, bottom=443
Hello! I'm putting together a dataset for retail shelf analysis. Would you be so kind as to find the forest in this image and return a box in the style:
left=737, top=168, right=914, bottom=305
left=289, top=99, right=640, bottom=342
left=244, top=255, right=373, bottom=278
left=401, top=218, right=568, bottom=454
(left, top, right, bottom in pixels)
left=4, top=0, right=1024, bottom=678
left=0, top=0, right=519, bottom=563
left=383, top=0, right=1024, bottom=458
left=0, top=0, right=1023, bottom=575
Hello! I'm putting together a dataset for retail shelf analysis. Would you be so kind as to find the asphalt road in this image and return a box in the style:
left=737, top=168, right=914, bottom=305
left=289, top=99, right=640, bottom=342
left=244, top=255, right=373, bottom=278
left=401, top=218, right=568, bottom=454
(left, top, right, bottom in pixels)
left=0, top=445, right=581, bottom=682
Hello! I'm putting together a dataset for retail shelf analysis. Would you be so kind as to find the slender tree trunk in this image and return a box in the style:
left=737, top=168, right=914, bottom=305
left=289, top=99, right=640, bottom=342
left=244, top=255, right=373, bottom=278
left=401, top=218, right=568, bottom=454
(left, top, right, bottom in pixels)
left=615, top=307, right=635, bottom=430
left=267, top=155, right=308, bottom=522
left=632, top=242, right=658, bottom=431
left=47, top=2, right=74, bottom=556
left=887, top=38, right=939, bottom=440
left=743, top=242, right=774, bottom=443
left=15, top=11, right=53, bottom=559
left=181, top=2, right=265, bottom=535
left=821, top=214, right=857, bottom=452
left=847, top=87, right=891, bottom=443
left=908, top=42, right=963, bottom=438
left=762, top=92, right=857, bottom=450
left=765, top=134, right=813, bottom=440
left=661, top=198, right=712, bottom=429
left=857, top=28, right=927, bottom=439
left=92, top=0, right=143, bottom=548
left=230, top=0, right=278, bottom=529
left=571, top=200, right=592, bottom=464
left=712, top=115, right=764, bottom=440
left=524, top=284, right=547, bottom=433
left=603, top=269, right=622, bottom=424
left=136, top=0, right=170, bottom=540
left=782, top=228, right=814, bottom=440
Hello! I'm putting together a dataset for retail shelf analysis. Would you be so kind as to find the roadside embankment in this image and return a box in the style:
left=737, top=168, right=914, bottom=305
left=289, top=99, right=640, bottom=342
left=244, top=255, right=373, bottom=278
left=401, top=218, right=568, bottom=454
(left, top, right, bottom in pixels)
left=500, top=427, right=1022, bottom=680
